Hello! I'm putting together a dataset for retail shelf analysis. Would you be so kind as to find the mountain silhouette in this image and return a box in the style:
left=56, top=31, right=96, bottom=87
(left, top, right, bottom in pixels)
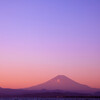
left=26, top=75, right=92, bottom=92
left=0, top=75, right=100, bottom=97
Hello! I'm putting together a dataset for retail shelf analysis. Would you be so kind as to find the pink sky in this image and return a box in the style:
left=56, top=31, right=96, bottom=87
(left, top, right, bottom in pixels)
left=0, top=0, right=100, bottom=89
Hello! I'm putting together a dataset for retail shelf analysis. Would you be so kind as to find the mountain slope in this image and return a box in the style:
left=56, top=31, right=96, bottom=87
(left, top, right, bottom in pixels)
left=26, top=75, right=92, bottom=92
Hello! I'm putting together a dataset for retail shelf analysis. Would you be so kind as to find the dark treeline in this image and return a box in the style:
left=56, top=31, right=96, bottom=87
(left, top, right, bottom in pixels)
left=0, top=92, right=100, bottom=98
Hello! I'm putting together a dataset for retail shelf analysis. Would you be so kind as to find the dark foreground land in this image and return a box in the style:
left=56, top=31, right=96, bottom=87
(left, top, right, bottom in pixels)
left=0, top=92, right=100, bottom=99
left=0, top=93, right=100, bottom=100
left=0, top=88, right=100, bottom=100
left=0, top=97, right=100, bottom=100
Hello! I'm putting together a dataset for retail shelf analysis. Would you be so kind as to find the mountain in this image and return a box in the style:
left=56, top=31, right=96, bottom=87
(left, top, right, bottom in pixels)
left=0, top=75, right=100, bottom=97
left=26, top=75, right=94, bottom=92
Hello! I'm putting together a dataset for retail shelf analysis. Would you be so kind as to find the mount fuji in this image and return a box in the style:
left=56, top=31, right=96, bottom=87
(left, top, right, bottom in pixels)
left=26, top=75, right=94, bottom=92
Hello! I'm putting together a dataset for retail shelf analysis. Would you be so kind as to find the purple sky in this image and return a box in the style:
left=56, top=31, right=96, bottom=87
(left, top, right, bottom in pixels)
left=0, top=0, right=100, bottom=89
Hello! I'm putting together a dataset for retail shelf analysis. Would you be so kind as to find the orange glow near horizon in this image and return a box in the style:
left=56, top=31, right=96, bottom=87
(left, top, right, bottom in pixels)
left=0, top=57, right=100, bottom=89
left=0, top=64, right=100, bottom=89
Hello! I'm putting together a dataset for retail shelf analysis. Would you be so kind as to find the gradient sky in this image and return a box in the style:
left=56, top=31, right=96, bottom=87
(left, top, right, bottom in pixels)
left=0, top=0, right=100, bottom=89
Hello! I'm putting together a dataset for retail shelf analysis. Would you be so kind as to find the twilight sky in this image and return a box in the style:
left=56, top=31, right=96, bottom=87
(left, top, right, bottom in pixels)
left=0, top=0, right=100, bottom=89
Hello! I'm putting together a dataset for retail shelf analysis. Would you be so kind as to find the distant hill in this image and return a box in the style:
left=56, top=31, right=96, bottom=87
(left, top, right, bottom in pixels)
left=26, top=75, right=95, bottom=93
